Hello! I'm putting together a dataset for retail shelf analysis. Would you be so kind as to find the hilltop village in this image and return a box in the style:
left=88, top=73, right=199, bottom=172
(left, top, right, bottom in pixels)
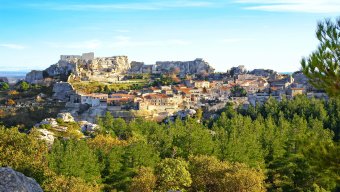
left=21, top=52, right=325, bottom=123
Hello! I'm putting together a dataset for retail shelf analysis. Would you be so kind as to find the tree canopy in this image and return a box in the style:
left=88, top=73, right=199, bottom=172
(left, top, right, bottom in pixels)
left=301, top=17, right=340, bottom=96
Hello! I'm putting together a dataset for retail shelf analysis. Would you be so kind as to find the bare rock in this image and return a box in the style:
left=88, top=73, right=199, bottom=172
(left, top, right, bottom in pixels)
left=37, top=129, right=55, bottom=145
left=155, top=58, right=215, bottom=75
left=34, top=118, right=58, bottom=128
left=25, top=70, right=43, bottom=84
left=79, top=121, right=99, bottom=133
left=52, top=82, right=74, bottom=101
left=57, top=112, right=75, bottom=122
left=0, top=167, right=43, bottom=192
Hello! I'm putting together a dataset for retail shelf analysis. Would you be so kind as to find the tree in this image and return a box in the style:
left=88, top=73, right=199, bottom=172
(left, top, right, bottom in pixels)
left=0, top=127, right=49, bottom=184
left=0, top=82, right=9, bottom=91
left=42, top=174, right=102, bottom=192
left=48, top=139, right=101, bottom=183
left=230, top=85, right=247, bottom=97
left=128, top=167, right=156, bottom=192
left=189, top=155, right=266, bottom=192
left=301, top=17, right=340, bottom=97
left=18, top=81, right=30, bottom=91
left=155, top=158, right=192, bottom=191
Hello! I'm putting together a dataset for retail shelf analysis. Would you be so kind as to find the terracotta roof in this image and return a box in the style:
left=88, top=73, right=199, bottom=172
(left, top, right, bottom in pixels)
left=144, top=94, right=169, bottom=99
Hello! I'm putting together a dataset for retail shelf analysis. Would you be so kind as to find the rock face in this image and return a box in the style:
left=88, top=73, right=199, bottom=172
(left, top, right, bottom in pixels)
left=249, top=69, right=276, bottom=77
left=0, top=167, right=43, bottom=192
left=34, top=118, right=58, bottom=127
left=155, top=58, right=215, bottom=75
left=79, top=121, right=99, bottom=133
left=57, top=112, right=75, bottom=122
left=45, top=60, right=77, bottom=78
left=25, top=70, right=44, bottom=84
left=25, top=53, right=132, bottom=84
left=52, top=82, right=75, bottom=101
left=37, top=129, right=55, bottom=145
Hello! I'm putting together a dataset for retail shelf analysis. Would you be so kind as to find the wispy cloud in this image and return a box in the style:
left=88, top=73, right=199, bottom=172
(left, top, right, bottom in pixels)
left=112, top=36, right=191, bottom=47
left=0, top=43, right=25, bottom=50
left=44, top=37, right=190, bottom=50
left=115, top=29, right=130, bottom=33
left=28, top=1, right=213, bottom=11
left=222, top=38, right=255, bottom=43
left=45, top=40, right=102, bottom=49
left=235, top=0, right=340, bottom=13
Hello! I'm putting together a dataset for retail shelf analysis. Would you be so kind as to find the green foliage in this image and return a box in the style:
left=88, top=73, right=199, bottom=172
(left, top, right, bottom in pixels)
left=1, top=94, right=340, bottom=191
left=189, top=155, right=265, bottom=192
left=169, top=118, right=215, bottom=158
left=301, top=17, right=340, bottom=97
left=152, top=74, right=178, bottom=86
left=0, top=82, right=9, bottom=91
left=48, top=139, right=101, bottom=183
left=155, top=158, right=192, bottom=191
left=128, top=167, right=157, bottom=192
left=213, top=113, right=265, bottom=168
left=18, top=81, right=30, bottom=91
left=0, top=127, right=48, bottom=184
left=42, top=174, right=102, bottom=192
left=71, top=81, right=146, bottom=94
left=230, top=85, right=247, bottom=97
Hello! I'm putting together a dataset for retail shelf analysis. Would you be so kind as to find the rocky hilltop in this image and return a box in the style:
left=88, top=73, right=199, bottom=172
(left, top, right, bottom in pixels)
left=26, top=53, right=131, bottom=83
left=25, top=53, right=215, bottom=84
left=155, top=58, right=215, bottom=75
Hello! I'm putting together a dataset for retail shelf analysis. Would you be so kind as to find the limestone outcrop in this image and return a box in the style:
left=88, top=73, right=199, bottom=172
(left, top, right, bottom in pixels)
left=57, top=112, right=75, bottom=122
left=25, top=70, right=44, bottom=84
left=79, top=121, right=99, bottom=133
left=45, top=60, right=77, bottom=77
left=75, top=56, right=131, bottom=81
left=249, top=69, right=277, bottom=77
left=52, top=82, right=75, bottom=101
left=0, top=167, right=43, bottom=192
left=37, top=129, right=55, bottom=145
left=155, top=58, right=215, bottom=75
left=25, top=53, right=216, bottom=84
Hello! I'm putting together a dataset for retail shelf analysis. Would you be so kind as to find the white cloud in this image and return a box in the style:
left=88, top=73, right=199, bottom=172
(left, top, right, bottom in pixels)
left=0, top=43, right=25, bottom=50
left=235, top=0, right=340, bottom=13
left=28, top=1, right=213, bottom=11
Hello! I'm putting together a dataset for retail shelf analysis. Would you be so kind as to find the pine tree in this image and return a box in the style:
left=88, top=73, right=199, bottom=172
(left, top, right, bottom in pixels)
left=301, top=17, right=340, bottom=96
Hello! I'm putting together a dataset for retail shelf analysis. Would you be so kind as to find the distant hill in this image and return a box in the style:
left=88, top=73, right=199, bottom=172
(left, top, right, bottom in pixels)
left=279, top=72, right=293, bottom=75
left=0, top=71, right=28, bottom=77
left=0, top=71, right=27, bottom=84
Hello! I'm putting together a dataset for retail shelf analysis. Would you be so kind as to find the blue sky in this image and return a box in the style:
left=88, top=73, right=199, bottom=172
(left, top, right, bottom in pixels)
left=0, top=0, right=339, bottom=72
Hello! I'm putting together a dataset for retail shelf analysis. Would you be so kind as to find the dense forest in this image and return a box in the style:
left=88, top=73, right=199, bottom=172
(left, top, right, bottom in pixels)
left=0, top=95, right=339, bottom=192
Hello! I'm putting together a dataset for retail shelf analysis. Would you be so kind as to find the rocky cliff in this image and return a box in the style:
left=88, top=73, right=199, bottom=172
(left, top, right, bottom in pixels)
left=75, top=56, right=131, bottom=81
left=0, top=167, right=43, bottom=192
left=25, top=70, right=44, bottom=84
left=26, top=54, right=131, bottom=84
left=155, top=58, right=215, bottom=75
left=52, top=82, right=75, bottom=101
